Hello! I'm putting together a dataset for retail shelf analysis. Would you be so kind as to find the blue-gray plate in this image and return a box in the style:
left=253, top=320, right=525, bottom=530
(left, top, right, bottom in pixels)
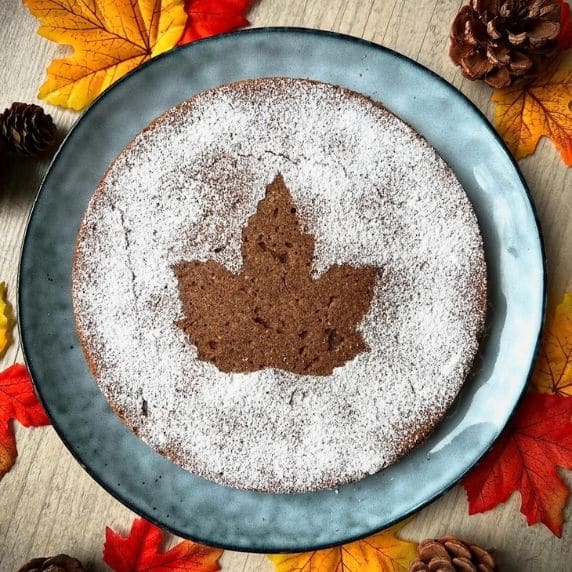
left=19, top=28, right=545, bottom=552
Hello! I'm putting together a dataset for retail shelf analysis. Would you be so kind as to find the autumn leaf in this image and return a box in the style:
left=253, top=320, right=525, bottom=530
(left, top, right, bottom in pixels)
left=0, top=364, right=51, bottom=480
left=0, top=422, right=17, bottom=483
left=174, top=174, right=378, bottom=376
left=103, top=517, right=223, bottom=572
left=0, top=282, right=14, bottom=357
left=178, top=0, right=251, bottom=45
left=557, top=0, right=572, bottom=50
left=532, top=291, right=572, bottom=395
left=492, top=52, right=572, bottom=164
left=23, top=0, right=187, bottom=111
left=268, top=521, right=417, bottom=572
left=462, top=392, right=572, bottom=537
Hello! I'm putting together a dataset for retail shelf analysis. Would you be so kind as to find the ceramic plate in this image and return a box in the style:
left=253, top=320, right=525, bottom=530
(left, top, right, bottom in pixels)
left=19, top=28, right=545, bottom=552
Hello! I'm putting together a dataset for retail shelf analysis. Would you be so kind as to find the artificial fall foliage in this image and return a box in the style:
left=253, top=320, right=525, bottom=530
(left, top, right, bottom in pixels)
left=179, top=0, right=251, bottom=45
left=532, top=291, right=572, bottom=395
left=23, top=0, right=188, bottom=110
left=0, top=364, right=50, bottom=481
left=24, top=0, right=253, bottom=111
left=103, top=517, right=222, bottom=572
left=557, top=0, right=572, bottom=50
left=492, top=51, right=572, bottom=164
left=0, top=282, right=14, bottom=357
left=268, top=521, right=417, bottom=572
left=462, top=392, right=572, bottom=537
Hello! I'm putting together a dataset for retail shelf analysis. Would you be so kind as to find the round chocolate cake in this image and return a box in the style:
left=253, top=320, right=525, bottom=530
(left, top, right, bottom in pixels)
left=73, top=78, right=487, bottom=492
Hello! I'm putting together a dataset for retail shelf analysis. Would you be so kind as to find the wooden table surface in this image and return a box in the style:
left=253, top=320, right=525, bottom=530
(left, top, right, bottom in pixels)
left=1, top=1, right=571, bottom=570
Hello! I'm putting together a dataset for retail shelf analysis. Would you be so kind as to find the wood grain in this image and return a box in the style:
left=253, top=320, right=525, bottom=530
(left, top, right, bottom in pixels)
left=1, top=1, right=571, bottom=570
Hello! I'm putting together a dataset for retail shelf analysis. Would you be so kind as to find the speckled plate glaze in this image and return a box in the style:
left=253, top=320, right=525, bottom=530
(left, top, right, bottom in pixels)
left=19, top=28, right=545, bottom=552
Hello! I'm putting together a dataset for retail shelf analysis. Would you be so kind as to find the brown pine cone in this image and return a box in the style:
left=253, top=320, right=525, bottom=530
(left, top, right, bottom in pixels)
left=449, top=0, right=561, bottom=88
left=17, top=554, right=84, bottom=572
left=409, top=535, right=496, bottom=572
left=0, top=102, right=56, bottom=157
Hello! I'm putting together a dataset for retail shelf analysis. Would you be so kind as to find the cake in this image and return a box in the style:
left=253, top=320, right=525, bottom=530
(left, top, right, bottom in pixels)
left=72, top=78, right=487, bottom=493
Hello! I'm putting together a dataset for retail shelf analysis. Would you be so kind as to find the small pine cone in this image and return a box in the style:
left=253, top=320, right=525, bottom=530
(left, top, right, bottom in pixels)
left=409, top=535, right=496, bottom=572
left=450, top=0, right=561, bottom=88
left=17, top=554, right=84, bottom=572
left=0, top=102, right=56, bottom=157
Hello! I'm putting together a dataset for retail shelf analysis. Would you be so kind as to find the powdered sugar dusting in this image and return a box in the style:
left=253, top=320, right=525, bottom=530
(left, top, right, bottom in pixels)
left=73, top=78, right=487, bottom=492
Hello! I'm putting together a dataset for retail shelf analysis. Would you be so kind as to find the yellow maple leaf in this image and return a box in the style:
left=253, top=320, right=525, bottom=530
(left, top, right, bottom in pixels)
left=532, top=292, right=572, bottom=396
left=491, top=53, right=572, bottom=165
left=23, top=0, right=187, bottom=111
left=0, top=282, right=14, bottom=357
left=268, top=522, right=417, bottom=572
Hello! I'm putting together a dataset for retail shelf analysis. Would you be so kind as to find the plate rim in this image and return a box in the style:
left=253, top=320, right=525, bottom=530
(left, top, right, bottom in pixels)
left=18, top=26, right=547, bottom=552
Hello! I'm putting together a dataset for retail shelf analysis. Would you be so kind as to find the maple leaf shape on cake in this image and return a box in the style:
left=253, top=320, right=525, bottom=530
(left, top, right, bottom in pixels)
left=174, top=174, right=378, bottom=376
left=103, top=517, right=222, bottom=572
left=0, top=364, right=50, bottom=480
left=491, top=52, right=572, bottom=165
left=532, top=291, right=572, bottom=396
left=23, top=0, right=187, bottom=110
left=178, top=0, right=251, bottom=45
left=462, top=392, right=572, bottom=537
left=268, top=520, right=417, bottom=572
left=0, top=282, right=14, bottom=357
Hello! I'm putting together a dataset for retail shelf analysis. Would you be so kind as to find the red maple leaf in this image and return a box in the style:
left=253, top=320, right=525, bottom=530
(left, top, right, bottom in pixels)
left=462, top=392, right=572, bottom=537
left=103, top=517, right=223, bottom=572
left=557, top=0, right=572, bottom=50
left=0, top=363, right=50, bottom=480
left=178, top=0, right=251, bottom=45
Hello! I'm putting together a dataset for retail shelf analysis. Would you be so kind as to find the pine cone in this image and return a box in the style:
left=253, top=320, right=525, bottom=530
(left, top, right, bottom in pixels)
left=17, top=554, right=84, bottom=572
left=409, top=535, right=496, bottom=572
left=450, top=0, right=561, bottom=88
left=0, top=102, right=56, bottom=157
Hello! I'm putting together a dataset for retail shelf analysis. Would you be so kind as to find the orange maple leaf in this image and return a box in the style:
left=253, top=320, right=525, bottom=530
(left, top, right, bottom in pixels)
left=268, top=521, right=417, bottom=572
left=103, top=517, right=223, bottom=572
left=0, top=282, right=14, bottom=357
left=492, top=52, right=572, bottom=165
left=532, top=292, right=572, bottom=396
left=178, top=0, right=251, bottom=45
left=462, top=392, right=572, bottom=537
left=23, top=0, right=187, bottom=111
left=0, top=364, right=51, bottom=480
